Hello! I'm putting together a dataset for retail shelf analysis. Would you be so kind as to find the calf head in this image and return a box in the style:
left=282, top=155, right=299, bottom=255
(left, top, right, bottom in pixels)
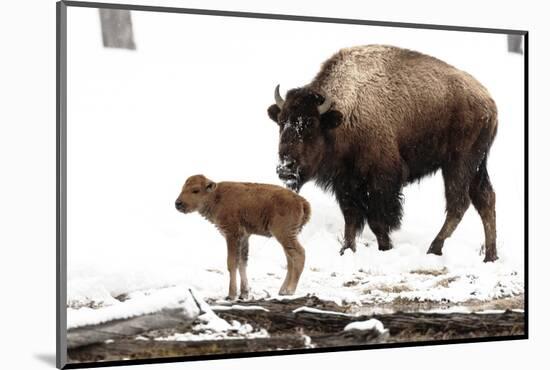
left=267, top=85, right=343, bottom=192
left=175, top=174, right=216, bottom=213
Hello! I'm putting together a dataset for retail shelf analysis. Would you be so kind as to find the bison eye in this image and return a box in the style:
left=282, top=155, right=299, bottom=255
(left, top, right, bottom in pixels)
left=192, top=189, right=200, bottom=194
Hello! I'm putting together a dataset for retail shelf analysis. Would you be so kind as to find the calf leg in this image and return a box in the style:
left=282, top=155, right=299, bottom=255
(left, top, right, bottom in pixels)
left=278, top=237, right=305, bottom=295
left=469, top=160, right=498, bottom=262
left=238, top=236, right=250, bottom=299
left=279, top=249, right=293, bottom=295
left=225, top=235, right=240, bottom=300
left=427, top=162, right=472, bottom=256
left=273, top=232, right=305, bottom=296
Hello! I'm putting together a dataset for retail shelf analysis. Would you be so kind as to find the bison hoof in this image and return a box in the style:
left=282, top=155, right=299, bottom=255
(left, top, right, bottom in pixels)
left=339, top=243, right=357, bottom=256
left=483, top=252, right=499, bottom=263
left=378, top=244, right=393, bottom=251
left=427, top=248, right=442, bottom=256
left=427, top=239, right=443, bottom=255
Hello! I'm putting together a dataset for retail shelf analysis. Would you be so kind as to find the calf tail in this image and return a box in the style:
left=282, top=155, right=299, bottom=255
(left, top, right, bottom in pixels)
left=300, top=200, right=311, bottom=230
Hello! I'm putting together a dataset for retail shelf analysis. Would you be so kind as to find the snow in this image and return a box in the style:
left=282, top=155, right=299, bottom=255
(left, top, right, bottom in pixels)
left=302, top=334, right=313, bottom=348
left=191, top=289, right=236, bottom=332
left=155, top=292, right=271, bottom=341
left=155, top=322, right=270, bottom=342
left=344, top=319, right=388, bottom=334
left=65, top=7, right=524, bottom=331
left=67, top=286, right=200, bottom=329
left=211, top=305, right=270, bottom=312
left=292, top=306, right=353, bottom=316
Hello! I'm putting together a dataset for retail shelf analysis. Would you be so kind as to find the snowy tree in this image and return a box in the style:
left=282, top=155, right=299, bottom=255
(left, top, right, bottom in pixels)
left=507, top=34, right=523, bottom=54
left=98, top=9, right=136, bottom=50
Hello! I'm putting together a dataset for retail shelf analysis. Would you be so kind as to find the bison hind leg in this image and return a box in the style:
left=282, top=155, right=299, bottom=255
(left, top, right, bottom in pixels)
left=427, top=161, right=473, bottom=256
left=469, top=157, right=497, bottom=262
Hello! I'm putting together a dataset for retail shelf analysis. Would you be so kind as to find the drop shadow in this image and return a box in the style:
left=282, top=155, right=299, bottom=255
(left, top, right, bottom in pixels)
left=34, top=353, right=56, bottom=367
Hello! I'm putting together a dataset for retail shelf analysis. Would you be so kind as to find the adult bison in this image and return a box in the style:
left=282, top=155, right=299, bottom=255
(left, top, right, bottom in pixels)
left=267, top=45, right=498, bottom=262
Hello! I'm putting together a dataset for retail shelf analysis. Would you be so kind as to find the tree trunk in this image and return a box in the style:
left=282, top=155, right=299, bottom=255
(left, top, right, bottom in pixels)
left=507, top=34, right=523, bottom=54
left=98, top=9, right=136, bottom=50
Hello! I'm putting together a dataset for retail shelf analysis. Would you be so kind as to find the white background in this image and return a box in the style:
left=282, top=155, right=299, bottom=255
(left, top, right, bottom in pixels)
left=0, top=0, right=546, bottom=369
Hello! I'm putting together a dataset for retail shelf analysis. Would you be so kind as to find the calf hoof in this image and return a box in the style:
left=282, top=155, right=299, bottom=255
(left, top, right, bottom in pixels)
left=225, top=294, right=237, bottom=301
left=238, top=291, right=250, bottom=300
left=427, top=239, right=443, bottom=256
left=278, top=288, right=295, bottom=296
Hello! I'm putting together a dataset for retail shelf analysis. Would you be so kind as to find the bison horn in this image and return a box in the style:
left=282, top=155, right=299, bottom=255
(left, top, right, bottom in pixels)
left=274, top=84, right=285, bottom=109
left=317, top=93, right=332, bottom=115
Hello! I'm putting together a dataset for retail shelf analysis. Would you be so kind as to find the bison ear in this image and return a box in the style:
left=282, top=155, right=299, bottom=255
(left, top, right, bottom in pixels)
left=320, top=110, right=343, bottom=130
left=267, top=104, right=281, bottom=123
left=205, top=181, right=217, bottom=193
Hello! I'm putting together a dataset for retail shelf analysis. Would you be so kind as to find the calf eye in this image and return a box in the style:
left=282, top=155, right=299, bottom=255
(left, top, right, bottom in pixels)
left=192, top=189, right=200, bottom=194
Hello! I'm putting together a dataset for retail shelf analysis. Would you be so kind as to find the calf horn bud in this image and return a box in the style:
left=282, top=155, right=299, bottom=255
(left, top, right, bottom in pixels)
left=274, top=84, right=285, bottom=109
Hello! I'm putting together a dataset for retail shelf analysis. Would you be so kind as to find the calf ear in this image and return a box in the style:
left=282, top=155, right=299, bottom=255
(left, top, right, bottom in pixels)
left=267, top=104, right=281, bottom=123
left=205, top=181, right=217, bottom=192
left=320, top=110, right=343, bottom=130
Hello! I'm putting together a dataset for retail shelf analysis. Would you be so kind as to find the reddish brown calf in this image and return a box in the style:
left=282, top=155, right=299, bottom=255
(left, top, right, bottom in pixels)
left=175, top=175, right=311, bottom=300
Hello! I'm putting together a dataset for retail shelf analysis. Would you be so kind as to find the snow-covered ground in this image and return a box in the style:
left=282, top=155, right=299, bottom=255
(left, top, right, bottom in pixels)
left=66, top=8, right=524, bottom=329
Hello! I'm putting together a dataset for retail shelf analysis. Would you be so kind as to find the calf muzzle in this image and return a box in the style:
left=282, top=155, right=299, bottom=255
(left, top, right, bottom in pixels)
left=175, top=199, right=187, bottom=213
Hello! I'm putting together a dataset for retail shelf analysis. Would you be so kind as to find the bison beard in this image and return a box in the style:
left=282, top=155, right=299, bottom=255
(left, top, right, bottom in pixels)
left=316, top=158, right=405, bottom=255
left=267, top=45, right=499, bottom=262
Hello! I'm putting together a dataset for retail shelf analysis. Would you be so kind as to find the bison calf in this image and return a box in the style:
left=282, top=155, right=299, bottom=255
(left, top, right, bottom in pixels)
left=175, top=174, right=311, bottom=300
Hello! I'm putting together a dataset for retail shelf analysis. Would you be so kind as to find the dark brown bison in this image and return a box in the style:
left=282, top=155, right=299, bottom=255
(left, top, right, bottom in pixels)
left=175, top=174, right=311, bottom=299
left=267, top=45, right=498, bottom=262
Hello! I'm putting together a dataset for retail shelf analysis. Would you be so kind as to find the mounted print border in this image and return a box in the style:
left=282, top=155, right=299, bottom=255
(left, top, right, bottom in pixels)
left=57, top=1, right=529, bottom=368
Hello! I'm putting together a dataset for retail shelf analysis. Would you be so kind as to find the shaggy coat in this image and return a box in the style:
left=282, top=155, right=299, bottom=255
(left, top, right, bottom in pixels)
left=175, top=175, right=311, bottom=299
left=267, top=45, right=498, bottom=262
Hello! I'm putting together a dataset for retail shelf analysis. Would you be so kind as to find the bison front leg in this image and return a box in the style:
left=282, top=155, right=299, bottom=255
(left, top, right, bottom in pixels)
left=366, top=187, right=403, bottom=251
left=339, top=205, right=367, bottom=256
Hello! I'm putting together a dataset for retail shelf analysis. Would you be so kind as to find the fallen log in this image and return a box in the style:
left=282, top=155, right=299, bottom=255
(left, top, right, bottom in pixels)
left=214, top=305, right=524, bottom=339
left=68, top=298, right=524, bottom=364
left=68, top=335, right=308, bottom=363
left=67, top=307, right=198, bottom=349
left=67, top=288, right=203, bottom=349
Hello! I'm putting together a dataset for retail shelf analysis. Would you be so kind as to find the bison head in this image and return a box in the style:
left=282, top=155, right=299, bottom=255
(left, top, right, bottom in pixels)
left=267, top=85, right=343, bottom=192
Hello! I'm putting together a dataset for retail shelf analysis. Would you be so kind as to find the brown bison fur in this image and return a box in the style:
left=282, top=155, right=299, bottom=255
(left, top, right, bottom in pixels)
left=175, top=174, right=311, bottom=300
left=267, top=45, right=498, bottom=262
